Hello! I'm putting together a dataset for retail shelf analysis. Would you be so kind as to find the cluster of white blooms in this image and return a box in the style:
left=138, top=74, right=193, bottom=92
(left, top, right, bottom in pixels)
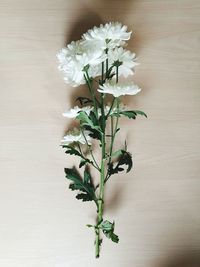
left=58, top=22, right=141, bottom=145
left=57, top=22, right=139, bottom=89
left=61, top=129, right=91, bottom=146
left=57, top=41, right=106, bottom=87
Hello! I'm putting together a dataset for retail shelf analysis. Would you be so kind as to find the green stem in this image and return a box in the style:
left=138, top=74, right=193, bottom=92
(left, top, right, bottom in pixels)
left=106, top=97, right=115, bottom=118
left=105, top=99, right=120, bottom=183
left=80, top=128, right=100, bottom=171
left=101, top=62, right=104, bottom=82
left=95, top=226, right=100, bottom=258
left=95, top=133, right=106, bottom=258
left=105, top=48, right=108, bottom=79
left=77, top=143, right=100, bottom=172
left=116, top=65, right=119, bottom=83
left=95, top=60, right=107, bottom=258
left=105, top=66, right=120, bottom=182
left=84, top=72, right=98, bottom=116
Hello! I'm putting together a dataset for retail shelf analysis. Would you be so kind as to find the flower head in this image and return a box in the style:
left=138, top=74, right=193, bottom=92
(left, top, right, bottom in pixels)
left=57, top=40, right=106, bottom=87
left=98, top=81, right=141, bottom=97
left=63, top=106, right=92, bottom=118
left=82, top=22, right=132, bottom=49
left=108, top=47, right=139, bottom=77
left=61, top=128, right=92, bottom=145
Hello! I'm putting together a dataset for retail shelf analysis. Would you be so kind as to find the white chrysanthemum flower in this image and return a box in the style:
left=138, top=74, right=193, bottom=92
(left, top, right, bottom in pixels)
left=98, top=81, right=141, bottom=97
left=61, top=129, right=92, bottom=145
left=57, top=40, right=106, bottom=87
left=62, top=106, right=93, bottom=118
left=108, top=47, right=139, bottom=77
left=82, top=22, right=132, bottom=49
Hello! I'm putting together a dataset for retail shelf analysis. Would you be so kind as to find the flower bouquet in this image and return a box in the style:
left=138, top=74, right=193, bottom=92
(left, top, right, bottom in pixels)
left=57, top=22, right=147, bottom=258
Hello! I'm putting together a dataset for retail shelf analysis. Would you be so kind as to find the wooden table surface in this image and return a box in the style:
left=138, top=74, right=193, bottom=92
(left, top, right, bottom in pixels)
left=0, top=0, right=200, bottom=266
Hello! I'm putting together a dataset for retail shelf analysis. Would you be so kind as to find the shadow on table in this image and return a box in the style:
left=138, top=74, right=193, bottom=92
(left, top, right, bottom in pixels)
left=157, top=251, right=200, bottom=267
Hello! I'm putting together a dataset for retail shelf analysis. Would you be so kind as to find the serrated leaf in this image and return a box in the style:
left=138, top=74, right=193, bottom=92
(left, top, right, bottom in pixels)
left=76, top=193, right=93, bottom=202
left=84, top=125, right=102, bottom=141
left=76, top=111, right=102, bottom=132
left=79, top=158, right=92, bottom=168
left=69, top=183, right=85, bottom=191
left=111, top=110, right=147, bottom=119
left=64, top=145, right=82, bottom=157
left=108, top=150, right=133, bottom=176
left=79, top=159, right=86, bottom=168
left=64, top=145, right=92, bottom=168
left=84, top=168, right=91, bottom=183
left=65, top=167, right=82, bottom=184
left=89, top=110, right=99, bottom=127
left=65, top=167, right=97, bottom=205
left=133, top=110, right=147, bottom=118
left=119, top=111, right=137, bottom=119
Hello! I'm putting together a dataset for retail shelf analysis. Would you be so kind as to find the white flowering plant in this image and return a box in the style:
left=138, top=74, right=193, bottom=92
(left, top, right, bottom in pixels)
left=57, top=22, right=147, bottom=258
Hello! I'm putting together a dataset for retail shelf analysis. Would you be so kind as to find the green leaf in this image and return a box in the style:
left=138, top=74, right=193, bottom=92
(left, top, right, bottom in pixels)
left=65, top=167, right=97, bottom=204
left=89, top=110, right=99, bottom=127
left=63, top=145, right=82, bottom=157
left=133, top=110, right=147, bottom=118
left=79, top=158, right=92, bottom=168
left=84, top=168, right=91, bottom=183
left=76, top=193, right=93, bottom=202
left=79, top=159, right=86, bottom=168
left=84, top=126, right=102, bottom=141
left=99, top=220, right=119, bottom=243
left=111, top=110, right=147, bottom=119
left=108, top=150, right=133, bottom=176
left=63, top=145, right=92, bottom=168
left=63, top=145, right=93, bottom=168
left=69, top=183, right=85, bottom=191
left=76, top=96, right=92, bottom=106
left=99, top=220, right=113, bottom=231
left=77, top=111, right=102, bottom=132
left=65, top=167, right=81, bottom=184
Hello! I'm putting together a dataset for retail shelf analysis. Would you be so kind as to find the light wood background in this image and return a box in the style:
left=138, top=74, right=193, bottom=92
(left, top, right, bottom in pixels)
left=0, top=0, right=200, bottom=266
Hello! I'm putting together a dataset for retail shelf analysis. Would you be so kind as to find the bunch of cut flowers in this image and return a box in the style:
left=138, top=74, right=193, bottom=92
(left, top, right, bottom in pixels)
left=57, top=22, right=147, bottom=258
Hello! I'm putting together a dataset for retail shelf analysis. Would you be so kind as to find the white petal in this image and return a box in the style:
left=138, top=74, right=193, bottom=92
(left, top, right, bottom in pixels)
left=98, top=81, right=141, bottom=97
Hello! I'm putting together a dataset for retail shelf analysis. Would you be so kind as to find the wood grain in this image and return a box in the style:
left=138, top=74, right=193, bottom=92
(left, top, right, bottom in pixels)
left=0, top=0, right=200, bottom=266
